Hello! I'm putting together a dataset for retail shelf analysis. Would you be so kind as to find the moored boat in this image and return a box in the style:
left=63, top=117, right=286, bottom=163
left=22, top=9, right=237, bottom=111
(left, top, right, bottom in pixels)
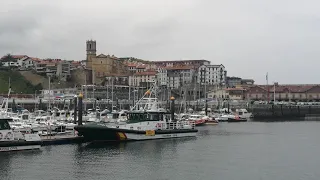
left=227, top=115, right=247, bottom=122
left=74, top=84, right=198, bottom=142
left=0, top=118, right=41, bottom=152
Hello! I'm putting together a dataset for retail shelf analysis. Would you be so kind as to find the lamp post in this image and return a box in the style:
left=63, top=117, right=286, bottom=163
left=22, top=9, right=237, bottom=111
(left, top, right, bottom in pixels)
left=132, top=89, right=138, bottom=108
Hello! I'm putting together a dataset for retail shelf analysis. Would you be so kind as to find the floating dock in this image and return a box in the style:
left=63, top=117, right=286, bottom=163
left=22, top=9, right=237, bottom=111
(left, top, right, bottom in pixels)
left=41, top=134, right=86, bottom=146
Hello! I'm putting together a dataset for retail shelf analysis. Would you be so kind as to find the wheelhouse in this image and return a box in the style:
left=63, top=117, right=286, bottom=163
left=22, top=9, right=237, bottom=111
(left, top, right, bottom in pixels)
left=127, top=111, right=170, bottom=123
left=0, top=119, right=11, bottom=130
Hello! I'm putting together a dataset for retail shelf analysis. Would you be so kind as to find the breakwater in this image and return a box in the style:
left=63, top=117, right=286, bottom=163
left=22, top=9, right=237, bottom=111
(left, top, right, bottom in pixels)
left=252, top=104, right=320, bottom=120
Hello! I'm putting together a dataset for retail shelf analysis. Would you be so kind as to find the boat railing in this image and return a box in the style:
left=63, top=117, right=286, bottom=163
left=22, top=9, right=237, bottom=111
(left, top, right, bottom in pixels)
left=157, top=121, right=196, bottom=130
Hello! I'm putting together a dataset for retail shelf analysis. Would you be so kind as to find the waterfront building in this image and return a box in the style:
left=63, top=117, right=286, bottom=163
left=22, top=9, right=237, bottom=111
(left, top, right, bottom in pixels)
left=245, top=84, right=320, bottom=101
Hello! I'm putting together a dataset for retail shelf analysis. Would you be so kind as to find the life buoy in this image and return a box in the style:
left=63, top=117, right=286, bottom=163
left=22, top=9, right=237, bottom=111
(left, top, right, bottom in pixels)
left=0, top=132, right=3, bottom=140
left=5, top=132, right=13, bottom=140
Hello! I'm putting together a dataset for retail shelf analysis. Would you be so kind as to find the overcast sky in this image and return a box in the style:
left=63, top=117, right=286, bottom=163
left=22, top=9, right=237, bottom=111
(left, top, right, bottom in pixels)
left=1, top=0, right=320, bottom=84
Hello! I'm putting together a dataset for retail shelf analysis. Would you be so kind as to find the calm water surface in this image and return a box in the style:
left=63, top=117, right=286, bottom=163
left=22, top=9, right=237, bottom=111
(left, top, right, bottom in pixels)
left=1, top=121, right=320, bottom=180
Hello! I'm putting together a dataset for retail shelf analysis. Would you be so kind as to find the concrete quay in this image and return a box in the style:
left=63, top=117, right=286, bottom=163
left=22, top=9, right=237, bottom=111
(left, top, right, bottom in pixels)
left=251, top=104, right=320, bottom=120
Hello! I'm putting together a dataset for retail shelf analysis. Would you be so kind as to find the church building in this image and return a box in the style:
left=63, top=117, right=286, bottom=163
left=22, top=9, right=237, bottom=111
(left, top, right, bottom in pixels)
left=86, top=40, right=126, bottom=82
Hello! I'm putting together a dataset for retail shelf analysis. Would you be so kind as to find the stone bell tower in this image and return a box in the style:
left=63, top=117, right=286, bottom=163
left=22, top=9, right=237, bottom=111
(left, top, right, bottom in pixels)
left=86, top=40, right=96, bottom=70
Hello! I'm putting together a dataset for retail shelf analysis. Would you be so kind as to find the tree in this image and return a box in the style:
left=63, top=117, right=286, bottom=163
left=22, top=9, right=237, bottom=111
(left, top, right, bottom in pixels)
left=2, top=54, right=14, bottom=68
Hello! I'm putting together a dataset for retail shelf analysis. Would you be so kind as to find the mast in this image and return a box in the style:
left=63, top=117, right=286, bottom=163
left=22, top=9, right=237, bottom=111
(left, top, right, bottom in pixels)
left=204, top=68, right=208, bottom=116
left=111, top=77, right=114, bottom=111
left=128, top=84, right=131, bottom=107
left=266, top=72, right=269, bottom=103
left=48, top=76, right=51, bottom=111
left=84, top=73, right=87, bottom=111
left=273, top=82, right=276, bottom=102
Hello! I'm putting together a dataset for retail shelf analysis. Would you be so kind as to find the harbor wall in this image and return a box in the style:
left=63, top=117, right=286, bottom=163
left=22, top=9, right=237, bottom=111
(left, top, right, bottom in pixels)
left=251, top=105, right=320, bottom=120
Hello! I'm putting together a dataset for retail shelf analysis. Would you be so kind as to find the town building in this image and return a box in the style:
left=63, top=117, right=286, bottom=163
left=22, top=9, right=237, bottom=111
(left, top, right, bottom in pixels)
left=0, top=55, right=35, bottom=68
left=208, top=88, right=229, bottom=100
left=34, top=59, right=71, bottom=81
left=166, top=66, right=195, bottom=89
left=227, top=76, right=255, bottom=88
left=151, top=60, right=210, bottom=68
left=198, top=64, right=227, bottom=86
left=157, top=68, right=168, bottom=86
left=105, top=74, right=129, bottom=86
left=129, top=71, right=157, bottom=88
left=226, top=88, right=246, bottom=100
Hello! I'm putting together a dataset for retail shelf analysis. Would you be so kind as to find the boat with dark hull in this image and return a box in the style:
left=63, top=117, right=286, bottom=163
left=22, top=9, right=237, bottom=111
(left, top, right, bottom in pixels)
left=75, top=84, right=198, bottom=142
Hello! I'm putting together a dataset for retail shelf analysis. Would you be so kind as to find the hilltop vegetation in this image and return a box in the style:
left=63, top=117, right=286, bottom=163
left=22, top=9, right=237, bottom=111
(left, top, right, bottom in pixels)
left=0, top=69, right=43, bottom=94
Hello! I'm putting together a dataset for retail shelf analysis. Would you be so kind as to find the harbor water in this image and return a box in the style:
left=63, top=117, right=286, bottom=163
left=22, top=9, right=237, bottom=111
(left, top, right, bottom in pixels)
left=1, top=121, right=320, bottom=180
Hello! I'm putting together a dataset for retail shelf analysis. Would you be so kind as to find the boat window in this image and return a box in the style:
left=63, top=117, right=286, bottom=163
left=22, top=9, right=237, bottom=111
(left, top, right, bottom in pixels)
left=0, top=120, right=11, bottom=130
left=112, top=113, right=119, bottom=119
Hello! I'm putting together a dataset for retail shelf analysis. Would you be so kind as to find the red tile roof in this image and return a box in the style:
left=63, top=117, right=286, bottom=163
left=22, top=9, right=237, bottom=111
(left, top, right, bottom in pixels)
left=251, top=85, right=319, bottom=93
left=127, top=63, right=137, bottom=67
left=11, top=55, right=28, bottom=59
left=30, top=57, right=42, bottom=62
left=151, top=60, right=210, bottom=63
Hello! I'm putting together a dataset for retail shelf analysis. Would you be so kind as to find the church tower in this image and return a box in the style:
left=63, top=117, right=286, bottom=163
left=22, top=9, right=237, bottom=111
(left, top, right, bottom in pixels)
left=86, top=40, right=96, bottom=69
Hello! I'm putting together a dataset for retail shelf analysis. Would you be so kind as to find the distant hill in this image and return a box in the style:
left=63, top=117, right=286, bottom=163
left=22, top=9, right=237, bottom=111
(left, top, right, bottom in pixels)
left=0, top=69, right=43, bottom=94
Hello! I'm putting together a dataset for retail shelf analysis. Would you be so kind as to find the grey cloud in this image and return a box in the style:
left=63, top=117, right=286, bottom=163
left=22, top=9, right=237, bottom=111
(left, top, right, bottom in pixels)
left=1, top=0, right=320, bottom=84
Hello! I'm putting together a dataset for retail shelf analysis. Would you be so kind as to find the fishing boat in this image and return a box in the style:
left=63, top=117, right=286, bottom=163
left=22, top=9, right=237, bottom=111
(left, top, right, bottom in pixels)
left=0, top=118, right=41, bottom=152
left=74, top=83, right=198, bottom=142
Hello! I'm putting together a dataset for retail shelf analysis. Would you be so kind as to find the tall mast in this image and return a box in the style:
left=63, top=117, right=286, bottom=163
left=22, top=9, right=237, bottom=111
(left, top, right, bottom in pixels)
left=111, top=77, right=114, bottom=111
left=48, top=76, right=51, bottom=111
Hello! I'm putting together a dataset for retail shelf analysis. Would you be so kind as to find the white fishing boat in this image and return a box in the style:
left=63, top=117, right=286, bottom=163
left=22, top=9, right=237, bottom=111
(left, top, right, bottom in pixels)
left=0, top=118, right=41, bottom=152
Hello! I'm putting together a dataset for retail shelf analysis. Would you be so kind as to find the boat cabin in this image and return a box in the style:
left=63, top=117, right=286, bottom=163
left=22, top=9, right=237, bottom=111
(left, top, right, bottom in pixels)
left=127, top=111, right=170, bottom=123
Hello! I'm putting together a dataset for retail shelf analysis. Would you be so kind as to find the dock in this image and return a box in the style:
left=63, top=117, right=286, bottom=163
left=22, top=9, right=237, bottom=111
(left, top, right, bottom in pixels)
left=41, top=134, right=86, bottom=146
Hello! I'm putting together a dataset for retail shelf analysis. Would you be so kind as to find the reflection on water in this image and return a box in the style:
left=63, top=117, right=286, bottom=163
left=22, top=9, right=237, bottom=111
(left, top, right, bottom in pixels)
left=1, top=122, right=320, bottom=180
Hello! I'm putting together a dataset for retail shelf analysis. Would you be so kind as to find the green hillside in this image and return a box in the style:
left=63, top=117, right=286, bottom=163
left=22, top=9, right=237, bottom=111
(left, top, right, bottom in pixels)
left=0, top=69, right=43, bottom=94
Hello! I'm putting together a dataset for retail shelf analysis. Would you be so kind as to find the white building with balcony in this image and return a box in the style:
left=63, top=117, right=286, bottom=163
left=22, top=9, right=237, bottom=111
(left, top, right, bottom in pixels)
left=198, top=64, right=227, bottom=86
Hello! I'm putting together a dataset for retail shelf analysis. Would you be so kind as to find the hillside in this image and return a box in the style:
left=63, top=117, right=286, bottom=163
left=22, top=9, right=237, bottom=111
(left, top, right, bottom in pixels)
left=0, top=69, right=43, bottom=94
